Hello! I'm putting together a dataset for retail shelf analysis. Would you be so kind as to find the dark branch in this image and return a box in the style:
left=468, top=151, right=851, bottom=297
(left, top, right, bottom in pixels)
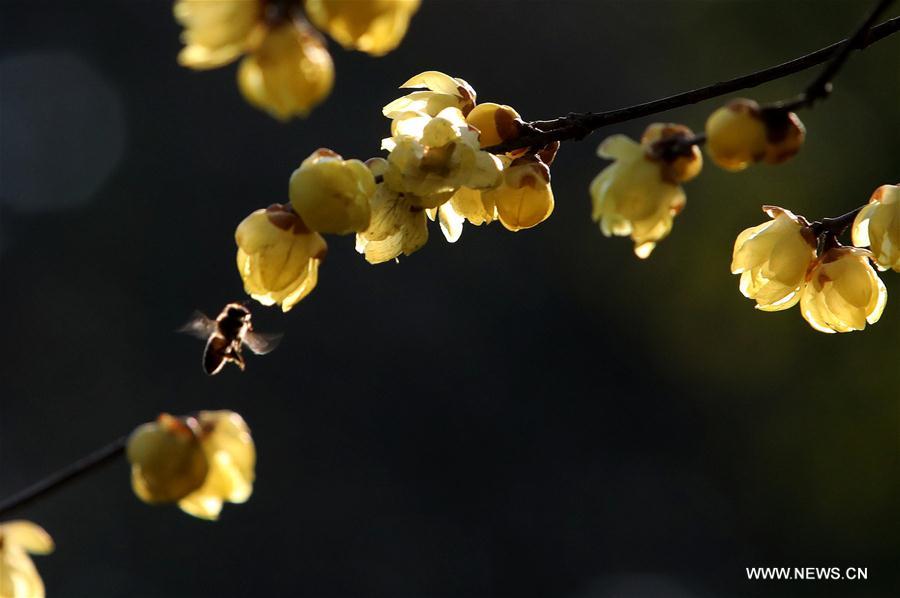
left=0, top=436, right=127, bottom=517
left=486, top=15, right=900, bottom=154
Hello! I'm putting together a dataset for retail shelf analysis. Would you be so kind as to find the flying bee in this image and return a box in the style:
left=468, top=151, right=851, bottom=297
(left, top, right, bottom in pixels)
left=179, top=303, right=282, bottom=375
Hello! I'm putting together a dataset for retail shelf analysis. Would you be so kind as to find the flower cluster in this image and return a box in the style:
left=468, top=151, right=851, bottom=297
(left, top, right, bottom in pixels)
left=731, top=185, right=898, bottom=333
left=126, top=411, right=255, bottom=520
left=0, top=521, right=53, bottom=598
left=174, top=0, right=420, bottom=118
left=589, top=97, right=805, bottom=257
left=234, top=70, right=561, bottom=310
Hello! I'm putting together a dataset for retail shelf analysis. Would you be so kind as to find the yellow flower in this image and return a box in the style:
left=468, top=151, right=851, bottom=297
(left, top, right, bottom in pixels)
left=0, top=521, right=53, bottom=598
left=174, top=0, right=265, bottom=69
left=289, top=148, right=375, bottom=234
left=356, top=158, right=428, bottom=263
left=304, top=0, right=420, bottom=56
left=852, top=184, right=900, bottom=272
left=127, top=413, right=209, bottom=504
left=236, top=204, right=327, bottom=312
left=731, top=206, right=817, bottom=311
left=589, top=125, right=697, bottom=258
left=383, top=107, right=502, bottom=209
left=127, top=411, right=256, bottom=520
left=178, top=411, right=256, bottom=520
left=238, top=22, right=334, bottom=120
left=485, top=157, right=554, bottom=232
left=800, top=247, right=887, bottom=333
left=705, top=99, right=805, bottom=171
left=382, top=71, right=476, bottom=122
left=425, top=186, right=498, bottom=243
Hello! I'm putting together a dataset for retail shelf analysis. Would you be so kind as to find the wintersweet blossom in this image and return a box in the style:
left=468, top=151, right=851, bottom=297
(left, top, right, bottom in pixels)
left=731, top=206, right=817, bottom=311
left=0, top=521, right=53, bottom=598
left=852, top=184, right=900, bottom=272
left=800, top=247, right=887, bottom=333
left=236, top=204, right=327, bottom=312
left=289, top=148, right=375, bottom=234
left=304, top=0, right=420, bottom=56
left=174, top=0, right=264, bottom=69
left=590, top=124, right=701, bottom=258
left=383, top=107, right=502, bottom=209
left=382, top=71, right=477, bottom=122
left=127, top=411, right=256, bottom=520
left=356, top=158, right=428, bottom=263
left=238, top=22, right=334, bottom=120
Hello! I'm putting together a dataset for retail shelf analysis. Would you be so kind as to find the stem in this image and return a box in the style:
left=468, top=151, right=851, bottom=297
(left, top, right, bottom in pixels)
left=486, top=15, right=900, bottom=154
left=0, top=436, right=127, bottom=518
left=801, top=0, right=896, bottom=106
left=811, top=206, right=865, bottom=239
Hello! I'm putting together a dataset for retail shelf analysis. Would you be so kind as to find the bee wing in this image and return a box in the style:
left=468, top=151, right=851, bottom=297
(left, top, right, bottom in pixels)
left=178, top=311, right=217, bottom=340
left=243, top=331, right=282, bottom=355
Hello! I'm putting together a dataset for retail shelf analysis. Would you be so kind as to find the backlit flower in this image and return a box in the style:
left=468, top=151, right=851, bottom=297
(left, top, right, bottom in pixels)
left=852, top=184, right=900, bottom=272
left=382, top=71, right=476, bottom=122
left=127, top=411, right=256, bottom=520
left=731, top=206, right=817, bottom=311
left=484, top=156, right=554, bottom=232
left=465, top=102, right=522, bottom=149
left=383, top=107, right=502, bottom=209
left=0, top=521, right=53, bottom=598
left=174, top=0, right=264, bottom=69
left=800, top=247, right=887, bottom=333
left=238, top=22, right=334, bottom=120
left=236, top=204, right=327, bottom=312
left=289, top=148, right=375, bottom=234
left=304, top=0, right=420, bottom=56
left=356, top=158, right=428, bottom=263
left=589, top=124, right=697, bottom=258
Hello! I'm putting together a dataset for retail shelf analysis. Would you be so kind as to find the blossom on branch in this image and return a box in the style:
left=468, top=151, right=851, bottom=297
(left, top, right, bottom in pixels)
left=705, top=99, right=805, bottom=172
left=238, top=22, right=334, bottom=120
left=0, top=521, right=53, bottom=598
left=304, top=0, right=420, bottom=56
left=731, top=206, right=817, bottom=311
left=174, top=0, right=265, bottom=69
left=236, top=205, right=327, bottom=312
left=127, top=411, right=256, bottom=520
left=590, top=124, right=701, bottom=258
left=852, top=183, right=900, bottom=272
left=289, top=149, right=375, bottom=234
left=801, top=247, right=887, bottom=333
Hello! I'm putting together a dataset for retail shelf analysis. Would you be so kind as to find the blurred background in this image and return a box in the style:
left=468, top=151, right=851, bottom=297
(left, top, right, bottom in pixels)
left=1, top=0, right=898, bottom=596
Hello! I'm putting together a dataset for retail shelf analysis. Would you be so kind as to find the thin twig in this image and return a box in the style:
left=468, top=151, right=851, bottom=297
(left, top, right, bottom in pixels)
left=486, top=15, right=900, bottom=154
left=0, top=436, right=127, bottom=518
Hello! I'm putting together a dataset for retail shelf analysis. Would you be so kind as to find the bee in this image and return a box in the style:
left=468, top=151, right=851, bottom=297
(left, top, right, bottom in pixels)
left=179, top=303, right=281, bottom=375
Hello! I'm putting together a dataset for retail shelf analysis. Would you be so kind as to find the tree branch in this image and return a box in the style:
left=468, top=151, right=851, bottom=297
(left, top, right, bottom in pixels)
left=0, top=436, right=127, bottom=518
left=486, top=14, right=900, bottom=154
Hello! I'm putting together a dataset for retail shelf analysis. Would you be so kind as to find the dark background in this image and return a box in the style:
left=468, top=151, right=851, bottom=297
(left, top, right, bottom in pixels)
left=1, top=1, right=899, bottom=596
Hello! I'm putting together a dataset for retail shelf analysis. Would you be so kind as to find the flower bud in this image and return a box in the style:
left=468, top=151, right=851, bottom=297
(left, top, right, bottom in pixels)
left=289, top=149, right=375, bottom=234
left=486, top=157, right=554, bottom=232
left=705, top=99, right=768, bottom=171
left=852, top=184, right=900, bottom=272
left=304, top=0, right=420, bottom=56
left=642, top=123, right=703, bottom=183
left=465, top=102, right=522, bottom=148
left=238, top=22, right=334, bottom=120
left=127, top=414, right=209, bottom=503
left=235, top=205, right=327, bottom=312
left=801, top=247, right=887, bottom=333
left=731, top=206, right=816, bottom=311
left=705, top=99, right=805, bottom=171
